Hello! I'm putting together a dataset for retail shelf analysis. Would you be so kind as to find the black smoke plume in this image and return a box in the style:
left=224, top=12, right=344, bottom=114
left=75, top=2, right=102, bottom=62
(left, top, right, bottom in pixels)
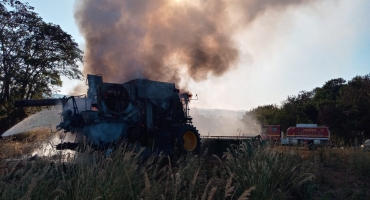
left=74, top=0, right=318, bottom=84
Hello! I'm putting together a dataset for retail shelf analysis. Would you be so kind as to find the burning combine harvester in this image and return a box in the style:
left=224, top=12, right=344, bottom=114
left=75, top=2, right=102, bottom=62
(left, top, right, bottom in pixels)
left=15, top=74, right=201, bottom=155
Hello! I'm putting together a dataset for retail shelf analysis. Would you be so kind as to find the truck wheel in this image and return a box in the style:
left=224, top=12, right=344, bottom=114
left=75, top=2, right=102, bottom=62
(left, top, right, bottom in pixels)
left=176, top=124, right=201, bottom=154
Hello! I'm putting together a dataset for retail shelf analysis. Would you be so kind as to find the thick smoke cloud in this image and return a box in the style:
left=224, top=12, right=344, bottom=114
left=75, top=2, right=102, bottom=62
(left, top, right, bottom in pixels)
left=75, top=0, right=317, bottom=84
left=232, top=0, right=315, bottom=22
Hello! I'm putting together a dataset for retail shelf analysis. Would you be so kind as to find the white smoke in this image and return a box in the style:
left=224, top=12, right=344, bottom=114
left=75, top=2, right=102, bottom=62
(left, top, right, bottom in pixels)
left=190, top=108, right=260, bottom=136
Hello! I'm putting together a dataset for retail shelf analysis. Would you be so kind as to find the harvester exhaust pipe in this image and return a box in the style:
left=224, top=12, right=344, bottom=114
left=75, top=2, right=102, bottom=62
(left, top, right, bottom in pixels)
left=87, top=74, right=102, bottom=98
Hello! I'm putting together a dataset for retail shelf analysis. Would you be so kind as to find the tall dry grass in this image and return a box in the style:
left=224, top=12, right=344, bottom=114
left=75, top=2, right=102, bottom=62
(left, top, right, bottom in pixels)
left=310, top=146, right=370, bottom=180
left=224, top=142, right=315, bottom=199
left=0, top=139, right=317, bottom=200
left=0, top=128, right=55, bottom=159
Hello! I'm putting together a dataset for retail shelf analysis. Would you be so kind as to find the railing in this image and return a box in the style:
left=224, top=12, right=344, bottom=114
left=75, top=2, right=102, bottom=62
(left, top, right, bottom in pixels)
left=200, top=135, right=259, bottom=140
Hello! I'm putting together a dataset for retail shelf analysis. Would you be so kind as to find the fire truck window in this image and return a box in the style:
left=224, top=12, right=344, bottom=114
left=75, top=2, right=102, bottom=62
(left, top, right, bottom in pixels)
left=272, top=127, right=277, bottom=132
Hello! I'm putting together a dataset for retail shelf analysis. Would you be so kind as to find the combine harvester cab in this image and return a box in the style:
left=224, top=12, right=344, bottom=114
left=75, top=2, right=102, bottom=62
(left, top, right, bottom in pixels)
left=14, top=74, right=201, bottom=155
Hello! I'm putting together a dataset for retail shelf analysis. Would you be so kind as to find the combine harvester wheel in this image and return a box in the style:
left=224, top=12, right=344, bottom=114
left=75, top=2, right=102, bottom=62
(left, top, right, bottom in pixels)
left=176, top=124, right=201, bottom=154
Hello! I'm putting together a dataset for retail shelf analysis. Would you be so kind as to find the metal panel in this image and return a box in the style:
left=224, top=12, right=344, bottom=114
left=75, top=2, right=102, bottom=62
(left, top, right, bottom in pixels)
left=146, top=101, right=153, bottom=130
left=135, top=79, right=176, bottom=99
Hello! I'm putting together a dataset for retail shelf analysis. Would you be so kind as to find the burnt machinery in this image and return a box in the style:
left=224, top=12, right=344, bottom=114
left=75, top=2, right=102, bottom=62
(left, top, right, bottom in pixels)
left=14, top=74, right=201, bottom=154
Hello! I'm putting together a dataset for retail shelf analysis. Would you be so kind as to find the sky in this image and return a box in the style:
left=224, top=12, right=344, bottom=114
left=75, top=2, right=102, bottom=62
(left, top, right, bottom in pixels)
left=21, top=0, right=370, bottom=111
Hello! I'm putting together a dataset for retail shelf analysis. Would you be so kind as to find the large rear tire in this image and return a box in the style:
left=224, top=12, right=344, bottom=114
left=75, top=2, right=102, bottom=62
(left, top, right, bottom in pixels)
left=176, top=124, right=201, bottom=154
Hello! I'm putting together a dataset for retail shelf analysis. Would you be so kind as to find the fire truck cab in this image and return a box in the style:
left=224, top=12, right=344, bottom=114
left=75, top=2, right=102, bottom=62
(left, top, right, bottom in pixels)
left=260, top=125, right=281, bottom=141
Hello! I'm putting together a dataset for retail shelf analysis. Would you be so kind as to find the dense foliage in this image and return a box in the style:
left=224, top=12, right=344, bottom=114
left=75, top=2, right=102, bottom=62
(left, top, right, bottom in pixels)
left=0, top=0, right=83, bottom=133
left=243, top=74, right=370, bottom=142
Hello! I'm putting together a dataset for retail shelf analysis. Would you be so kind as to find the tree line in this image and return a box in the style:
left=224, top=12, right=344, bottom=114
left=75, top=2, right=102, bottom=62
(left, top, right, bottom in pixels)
left=0, top=0, right=82, bottom=134
left=243, top=75, right=370, bottom=142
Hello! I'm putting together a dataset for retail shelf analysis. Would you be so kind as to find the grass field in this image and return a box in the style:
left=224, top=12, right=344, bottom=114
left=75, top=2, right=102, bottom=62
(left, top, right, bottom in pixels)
left=0, top=131, right=370, bottom=200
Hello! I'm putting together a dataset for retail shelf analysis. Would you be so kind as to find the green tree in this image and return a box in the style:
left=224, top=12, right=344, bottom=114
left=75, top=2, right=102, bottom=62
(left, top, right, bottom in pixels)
left=277, top=90, right=318, bottom=131
left=244, top=74, right=370, bottom=142
left=314, top=78, right=346, bottom=104
left=0, top=0, right=83, bottom=133
left=244, top=104, right=281, bottom=126
left=339, top=74, right=370, bottom=139
left=313, top=78, right=347, bottom=138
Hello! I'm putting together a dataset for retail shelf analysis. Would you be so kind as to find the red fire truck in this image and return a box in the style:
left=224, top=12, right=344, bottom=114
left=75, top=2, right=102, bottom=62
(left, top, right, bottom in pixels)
left=282, top=124, right=330, bottom=146
left=261, top=124, right=330, bottom=147
left=260, top=125, right=281, bottom=141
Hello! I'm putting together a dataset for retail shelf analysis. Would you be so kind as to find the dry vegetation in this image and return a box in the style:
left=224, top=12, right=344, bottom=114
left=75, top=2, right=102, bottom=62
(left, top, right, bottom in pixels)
left=0, top=128, right=55, bottom=160
left=0, top=131, right=370, bottom=200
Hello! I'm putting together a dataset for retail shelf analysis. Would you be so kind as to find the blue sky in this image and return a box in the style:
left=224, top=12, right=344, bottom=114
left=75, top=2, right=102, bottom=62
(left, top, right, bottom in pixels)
left=20, top=0, right=370, bottom=110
